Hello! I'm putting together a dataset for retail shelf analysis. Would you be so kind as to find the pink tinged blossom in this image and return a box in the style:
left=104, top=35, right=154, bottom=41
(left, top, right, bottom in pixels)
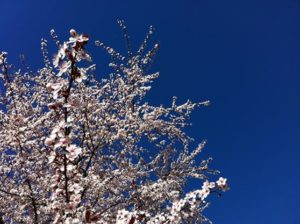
left=66, top=203, right=76, bottom=211
left=46, top=83, right=54, bottom=91
left=59, top=137, right=70, bottom=146
left=53, top=43, right=68, bottom=68
left=45, top=134, right=56, bottom=146
left=199, top=188, right=210, bottom=201
left=70, top=193, right=81, bottom=205
left=57, top=61, right=71, bottom=76
left=46, top=82, right=64, bottom=99
left=68, top=28, right=89, bottom=50
left=66, top=144, right=82, bottom=161
left=69, top=183, right=83, bottom=195
left=48, top=151, right=56, bottom=164
left=69, top=33, right=89, bottom=45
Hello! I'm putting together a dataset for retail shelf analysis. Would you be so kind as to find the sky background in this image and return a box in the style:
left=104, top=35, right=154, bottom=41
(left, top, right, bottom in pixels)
left=1, top=0, right=300, bottom=223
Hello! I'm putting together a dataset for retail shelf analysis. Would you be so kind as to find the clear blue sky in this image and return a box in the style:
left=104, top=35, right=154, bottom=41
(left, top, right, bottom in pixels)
left=1, top=0, right=300, bottom=223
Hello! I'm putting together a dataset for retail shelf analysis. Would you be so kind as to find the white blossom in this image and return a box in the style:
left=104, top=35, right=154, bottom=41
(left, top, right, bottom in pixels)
left=0, top=24, right=228, bottom=223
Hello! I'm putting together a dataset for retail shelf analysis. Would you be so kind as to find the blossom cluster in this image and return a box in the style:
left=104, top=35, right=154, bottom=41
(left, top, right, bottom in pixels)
left=0, top=23, right=228, bottom=223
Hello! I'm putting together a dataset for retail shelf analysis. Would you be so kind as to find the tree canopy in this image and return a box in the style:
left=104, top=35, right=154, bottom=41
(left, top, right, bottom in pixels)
left=0, top=23, right=228, bottom=223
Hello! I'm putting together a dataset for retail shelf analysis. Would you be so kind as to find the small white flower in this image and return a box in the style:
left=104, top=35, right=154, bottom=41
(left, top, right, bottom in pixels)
left=216, top=177, right=227, bottom=187
left=57, top=61, right=71, bottom=77
left=216, top=177, right=228, bottom=191
left=69, top=183, right=83, bottom=194
left=66, top=144, right=82, bottom=161
left=66, top=164, right=75, bottom=171
left=45, top=134, right=56, bottom=146
left=48, top=151, right=56, bottom=164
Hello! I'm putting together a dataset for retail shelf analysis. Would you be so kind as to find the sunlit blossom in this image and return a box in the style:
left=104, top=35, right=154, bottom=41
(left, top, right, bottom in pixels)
left=0, top=24, right=227, bottom=223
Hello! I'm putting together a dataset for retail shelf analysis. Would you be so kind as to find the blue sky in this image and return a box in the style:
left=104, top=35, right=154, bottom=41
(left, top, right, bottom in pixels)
left=1, top=0, right=300, bottom=223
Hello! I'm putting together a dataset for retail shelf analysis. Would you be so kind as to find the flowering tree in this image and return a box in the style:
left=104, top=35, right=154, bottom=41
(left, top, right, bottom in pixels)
left=0, top=22, right=228, bottom=223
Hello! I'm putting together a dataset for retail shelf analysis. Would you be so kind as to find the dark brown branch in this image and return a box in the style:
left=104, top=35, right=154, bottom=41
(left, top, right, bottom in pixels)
left=0, top=188, right=21, bottom=197
left=25, top=179, right=39, bottom=224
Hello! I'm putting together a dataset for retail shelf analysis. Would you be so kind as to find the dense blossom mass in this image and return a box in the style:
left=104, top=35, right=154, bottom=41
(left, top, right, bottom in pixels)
left=0, top=22, right=228, bottom=223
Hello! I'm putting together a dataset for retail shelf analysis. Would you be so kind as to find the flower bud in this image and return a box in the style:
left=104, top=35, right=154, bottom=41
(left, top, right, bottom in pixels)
left=70, top=29, right=77, bottom=37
